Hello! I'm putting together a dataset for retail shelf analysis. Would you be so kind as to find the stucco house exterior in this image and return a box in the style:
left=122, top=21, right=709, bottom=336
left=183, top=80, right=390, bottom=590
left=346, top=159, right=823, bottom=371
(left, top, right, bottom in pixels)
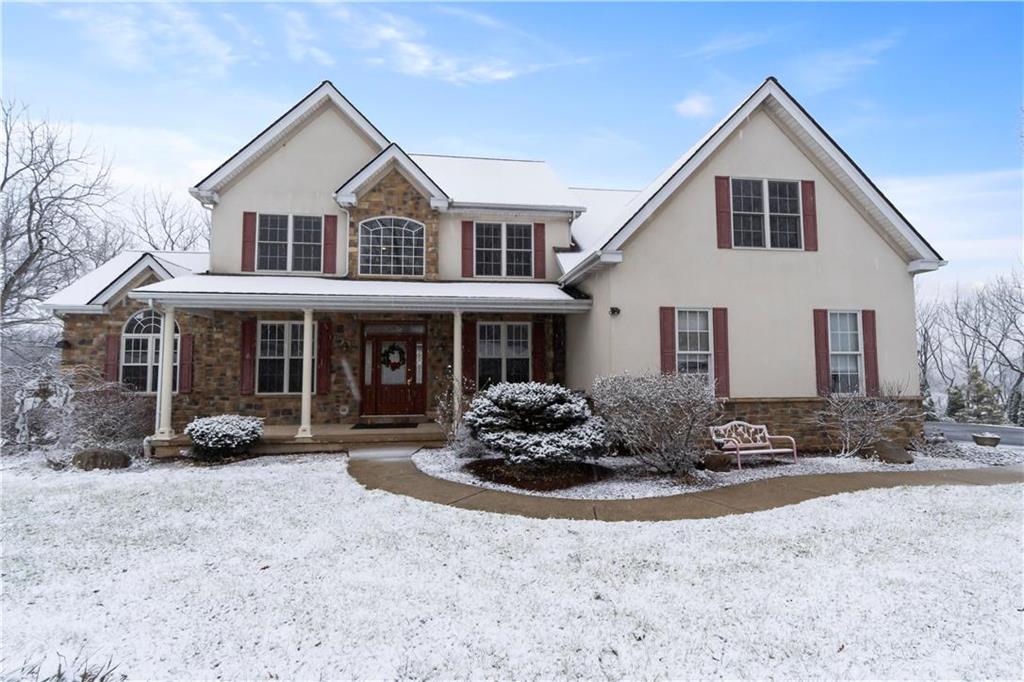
left=43, top=77, right=944, bottom=454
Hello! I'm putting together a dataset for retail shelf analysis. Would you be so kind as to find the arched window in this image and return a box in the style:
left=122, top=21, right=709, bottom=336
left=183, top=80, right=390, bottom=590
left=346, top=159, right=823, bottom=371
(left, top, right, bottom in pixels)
left=358, top=217, right=425, bottom=277
left=121, top=310, right=180, bottom=393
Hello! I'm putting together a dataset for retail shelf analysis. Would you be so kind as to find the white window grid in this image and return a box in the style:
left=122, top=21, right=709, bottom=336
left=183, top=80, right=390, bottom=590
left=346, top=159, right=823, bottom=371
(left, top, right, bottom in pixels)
left=256, top=321, right=318, bottom=395
left=730, top=177, right=803, bottom=251
left=675, top=308, right=713, bottom=378
left=473, top=222, right=533, bottom=278
left=121, top=310, right=179, bottom=394
left=828, top=310, right=864, bottom=395
left=477, top=321, right=532, bottom=386
left=358, top=216, right=425, bottom=277
left=255, top=213, right=324, bottom=274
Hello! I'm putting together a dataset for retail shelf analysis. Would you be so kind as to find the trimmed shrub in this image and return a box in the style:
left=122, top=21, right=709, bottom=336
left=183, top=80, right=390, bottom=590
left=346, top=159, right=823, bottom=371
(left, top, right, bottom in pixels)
left=184, top=415, right=264, bottom=460
left=591, top=372, right=720, bottom=475
left=462, top=382, right=606, bottom=466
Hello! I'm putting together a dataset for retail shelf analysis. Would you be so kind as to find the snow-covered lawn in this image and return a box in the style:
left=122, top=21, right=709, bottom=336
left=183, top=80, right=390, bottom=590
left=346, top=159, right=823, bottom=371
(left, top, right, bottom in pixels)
left=413, top=448, right=977, bottom=500
left=3, top=454, right=1021, bottom=679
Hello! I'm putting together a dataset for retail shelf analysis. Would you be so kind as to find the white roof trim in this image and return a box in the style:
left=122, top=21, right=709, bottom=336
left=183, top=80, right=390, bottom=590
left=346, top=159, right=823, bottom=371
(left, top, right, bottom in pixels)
left=88, top=254, right=175, bottom=306
left=561, top=77, right=944, bottom=284
left=192, top=81, right=389, bottom=196
left=334, top=144, right=450, bottom=209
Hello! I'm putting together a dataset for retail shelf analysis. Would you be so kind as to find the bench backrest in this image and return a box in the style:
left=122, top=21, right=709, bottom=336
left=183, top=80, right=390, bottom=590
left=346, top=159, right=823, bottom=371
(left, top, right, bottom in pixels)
left=710, top=421, right=771, bottom=449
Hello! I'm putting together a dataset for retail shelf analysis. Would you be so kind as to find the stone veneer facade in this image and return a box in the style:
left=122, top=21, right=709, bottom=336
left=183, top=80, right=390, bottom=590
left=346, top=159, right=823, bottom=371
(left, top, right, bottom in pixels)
left=346, top=168, right=441, bottom=280
left=60, top=305, right=559, bottom=431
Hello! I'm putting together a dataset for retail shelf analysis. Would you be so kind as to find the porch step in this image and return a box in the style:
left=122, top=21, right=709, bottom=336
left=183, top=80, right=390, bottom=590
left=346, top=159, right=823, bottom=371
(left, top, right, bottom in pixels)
left=151, top=422, right=446, bottom=458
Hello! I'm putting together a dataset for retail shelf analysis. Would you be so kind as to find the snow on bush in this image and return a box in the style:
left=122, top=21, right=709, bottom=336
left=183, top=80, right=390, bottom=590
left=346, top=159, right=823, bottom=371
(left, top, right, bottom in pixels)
left=591, top=372, right=720, bottom=475
left=462, top=382, right=606, bottom=465
left=811, top=388, right=916, bottom=456
left=184, top=415, right=264, bottom=460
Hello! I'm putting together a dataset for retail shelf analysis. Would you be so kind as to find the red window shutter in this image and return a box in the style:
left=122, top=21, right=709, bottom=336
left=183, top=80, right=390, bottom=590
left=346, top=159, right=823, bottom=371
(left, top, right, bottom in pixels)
left=813, top=309, right=830, bottom=396
left=242, top=212, right=257, bottom=272
left=659, top=307, right=676, bottom=374
left=316, top=320, right=333, bottom=395
left=715, top=176, right=732, bottom=249
left=533, top=223, right=546, bottom=279
left=462, top=221, right=474, bottom=278
left=104, top=334, right=120, bottom=382
left=240, top=318, right=257, bottom=395
left=178, top=333, right=194, bottom=394
left=462, top=319, right=476, bottom=390
left=801, top=180, right=818, bottom=251
left=712, top=308, right=729, bottom=398
left=531, top=317, right=546, bottom=382
left=862, top=309, right=879, bottom=396
left=323, top=215, right=338, bottom=274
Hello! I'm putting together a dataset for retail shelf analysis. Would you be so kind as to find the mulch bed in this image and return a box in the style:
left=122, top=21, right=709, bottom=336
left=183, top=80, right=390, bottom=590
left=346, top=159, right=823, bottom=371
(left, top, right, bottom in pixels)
left=464, top=458, right=614, bottom=491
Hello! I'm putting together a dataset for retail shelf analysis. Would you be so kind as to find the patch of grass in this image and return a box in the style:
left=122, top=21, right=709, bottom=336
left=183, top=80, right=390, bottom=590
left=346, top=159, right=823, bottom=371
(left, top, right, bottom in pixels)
left=464, top=458, right=613, bottom=491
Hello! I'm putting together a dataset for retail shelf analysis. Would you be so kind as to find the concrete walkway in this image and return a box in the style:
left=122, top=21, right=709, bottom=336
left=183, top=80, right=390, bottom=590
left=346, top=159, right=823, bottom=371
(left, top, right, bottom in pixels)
left=348, top=459, right=1024, bottom=521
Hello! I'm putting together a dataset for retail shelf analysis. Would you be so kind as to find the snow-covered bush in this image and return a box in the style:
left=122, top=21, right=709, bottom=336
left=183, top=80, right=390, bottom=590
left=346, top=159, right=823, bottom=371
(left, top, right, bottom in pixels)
left=184, top=415, right=264, bottom=460
left=462, top=382, right=606, bottom=466
left=811, top=388, right=916, bottom=456
left=591, top=372, right=720, bottom=475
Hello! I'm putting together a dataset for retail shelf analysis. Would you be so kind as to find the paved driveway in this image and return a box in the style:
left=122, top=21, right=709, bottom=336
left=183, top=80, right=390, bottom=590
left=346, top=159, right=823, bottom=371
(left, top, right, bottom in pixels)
left=925, top=422, right=1024, bottom=446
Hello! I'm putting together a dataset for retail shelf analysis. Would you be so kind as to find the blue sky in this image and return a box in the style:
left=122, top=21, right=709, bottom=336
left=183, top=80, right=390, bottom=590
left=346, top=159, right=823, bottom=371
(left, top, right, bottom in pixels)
left=3, top=2, right=1021, bottom=292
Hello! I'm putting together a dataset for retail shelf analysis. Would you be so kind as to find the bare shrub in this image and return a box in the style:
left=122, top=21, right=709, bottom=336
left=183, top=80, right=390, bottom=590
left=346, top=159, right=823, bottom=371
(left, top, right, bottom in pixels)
left=811, top=385, right=916, bottom=456
left=591, top=373, right=721, bottom=475
left=2, top=651, right=125, bottom=682
left=433, top=365, right=474, bottom=445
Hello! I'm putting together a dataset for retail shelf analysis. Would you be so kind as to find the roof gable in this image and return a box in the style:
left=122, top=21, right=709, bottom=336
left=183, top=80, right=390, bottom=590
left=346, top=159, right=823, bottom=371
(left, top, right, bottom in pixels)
left=192, top=81, right=388, bottom=200
left=335, top=144, right=449, bottom=209
left=561, top=77, right=944, bottom=284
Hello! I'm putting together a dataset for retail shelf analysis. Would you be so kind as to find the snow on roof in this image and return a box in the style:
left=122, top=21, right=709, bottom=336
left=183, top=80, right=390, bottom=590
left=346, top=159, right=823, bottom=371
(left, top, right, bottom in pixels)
left=43, top=250, right=209, bottom=309
left=409, top=154, right=583, bottom=211
left=559, top=188, right=640, bottom=273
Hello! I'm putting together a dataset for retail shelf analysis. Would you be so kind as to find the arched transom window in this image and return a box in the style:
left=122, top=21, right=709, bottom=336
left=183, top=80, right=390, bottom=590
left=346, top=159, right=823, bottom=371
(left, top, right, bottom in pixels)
left=358, top=217, right=425, bottom=277
left=121, top=310, right=179, bottom=393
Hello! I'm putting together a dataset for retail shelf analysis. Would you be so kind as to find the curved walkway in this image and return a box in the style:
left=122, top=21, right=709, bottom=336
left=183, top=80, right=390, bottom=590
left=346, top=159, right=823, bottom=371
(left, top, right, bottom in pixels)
left=349, top=459, right=1024, bottom=521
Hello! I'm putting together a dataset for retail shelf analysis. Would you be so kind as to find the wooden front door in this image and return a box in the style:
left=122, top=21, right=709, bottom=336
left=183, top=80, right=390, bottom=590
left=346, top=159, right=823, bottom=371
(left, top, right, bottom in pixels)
left=361, top=328, right=427, bottom=416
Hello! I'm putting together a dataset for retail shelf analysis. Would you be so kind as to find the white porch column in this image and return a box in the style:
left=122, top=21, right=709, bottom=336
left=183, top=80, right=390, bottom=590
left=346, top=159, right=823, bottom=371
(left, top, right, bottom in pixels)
left=155, top=305, right=176, bottom=439
left=296, top=308, right=314, bottom=439
left=452, top=310, right=463, bottom=424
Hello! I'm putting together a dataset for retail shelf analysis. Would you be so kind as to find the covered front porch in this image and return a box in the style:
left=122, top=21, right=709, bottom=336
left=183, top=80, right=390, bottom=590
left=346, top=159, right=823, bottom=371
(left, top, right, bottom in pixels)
left=129, top=275, right=589, bottom=454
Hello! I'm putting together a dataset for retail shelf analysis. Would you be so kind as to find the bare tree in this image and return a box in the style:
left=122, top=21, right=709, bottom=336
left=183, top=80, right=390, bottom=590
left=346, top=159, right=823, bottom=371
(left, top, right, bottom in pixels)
left=1, top=100, right=124, bottom=330
left=127, top=188, right=209, bottom=251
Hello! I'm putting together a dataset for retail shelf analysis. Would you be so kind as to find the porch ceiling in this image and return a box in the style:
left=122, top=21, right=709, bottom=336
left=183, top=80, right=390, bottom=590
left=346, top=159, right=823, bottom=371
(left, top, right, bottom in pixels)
left=128, top=275, right=591, bottom=313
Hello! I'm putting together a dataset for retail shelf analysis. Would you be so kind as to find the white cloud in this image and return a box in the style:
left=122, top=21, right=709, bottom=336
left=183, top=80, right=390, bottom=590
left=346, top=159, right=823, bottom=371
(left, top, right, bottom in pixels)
left=56, top=3, right=240, bottom=76
left=278, top=8, right=335, bottom=66
left=681, top=31, right=776, bottom=60
left=792, top=34, right=900, bottom=93
left=674, top=93, right=714, bottom=118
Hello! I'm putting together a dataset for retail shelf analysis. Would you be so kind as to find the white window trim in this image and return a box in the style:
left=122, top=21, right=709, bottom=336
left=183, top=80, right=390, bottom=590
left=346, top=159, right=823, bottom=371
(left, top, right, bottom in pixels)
left=827, top=309, right=865, bottom=396
left=356, top=215, right=426, bottom=279
left=674, top=307, right=714, bottom=379
left=476, top=321, right=532, bottom=385
left=729, top=177, right=804, bottom=251
left=255, top=213, right=325, bottom=274
left=255, top=320, right=318, bottom=395
left=473, top=221, right=534, bottom=279
left=121, top=312, right=180, bottom=395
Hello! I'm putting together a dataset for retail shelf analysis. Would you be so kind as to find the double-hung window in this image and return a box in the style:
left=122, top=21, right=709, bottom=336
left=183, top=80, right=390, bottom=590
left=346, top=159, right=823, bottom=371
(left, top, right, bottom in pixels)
left=474, top=222, right=533, bottom=277
left=730, top=178, right=802, bottom=249
left=256, top=214, right=323, bottom=272
left=477, top=322, right=531, bottom=388
left=257, top=321, right=317, bottom=394
left=675, top=309, right=712, bottom=377
left=828, top=311, right=862, bottom=394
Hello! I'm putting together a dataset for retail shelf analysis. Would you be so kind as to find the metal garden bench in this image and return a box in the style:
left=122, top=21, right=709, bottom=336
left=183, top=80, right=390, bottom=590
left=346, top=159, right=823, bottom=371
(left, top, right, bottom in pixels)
left=709, top=421, right=798, bottom=470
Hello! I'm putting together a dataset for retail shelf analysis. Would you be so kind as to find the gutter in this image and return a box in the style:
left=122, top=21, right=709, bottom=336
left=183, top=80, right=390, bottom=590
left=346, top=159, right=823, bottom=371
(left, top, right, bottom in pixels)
left=559, top=250, right=623, bottom=286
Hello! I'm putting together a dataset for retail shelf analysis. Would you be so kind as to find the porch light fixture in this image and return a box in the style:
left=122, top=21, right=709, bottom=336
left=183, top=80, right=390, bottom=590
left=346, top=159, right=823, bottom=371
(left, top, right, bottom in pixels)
left=609, top=307, right=621, bottom=317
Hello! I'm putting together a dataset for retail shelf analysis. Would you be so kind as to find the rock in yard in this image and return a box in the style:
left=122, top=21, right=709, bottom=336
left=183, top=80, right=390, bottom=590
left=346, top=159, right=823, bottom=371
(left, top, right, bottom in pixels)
left=701, top=452, right=734, bottom=472
left=72, top=448, right=132, bottom=471
left=869, top=439, right=914, bottom=464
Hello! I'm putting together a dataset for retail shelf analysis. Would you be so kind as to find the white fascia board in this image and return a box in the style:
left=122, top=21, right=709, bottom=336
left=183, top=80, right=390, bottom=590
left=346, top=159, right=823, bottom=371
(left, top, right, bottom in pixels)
left=194, top=82, right=388, bottom=194
left=559, top=250, right=623, bottom=286
left=89, top=255, right=175, bottom=306
left=40, top=303, right=107, bottom=315
left=335, top=145, right=449, bottom=208
left=127, top=291, right=592, bottom=314
left=908, top=259, right=947, bottom=274
left=447, top=202, right=586, bottom=215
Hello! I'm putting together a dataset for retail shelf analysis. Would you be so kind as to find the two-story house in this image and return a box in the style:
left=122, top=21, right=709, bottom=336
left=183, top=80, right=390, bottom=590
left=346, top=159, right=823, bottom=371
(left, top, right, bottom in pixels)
left=44, top=78, right=944, bottom=454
